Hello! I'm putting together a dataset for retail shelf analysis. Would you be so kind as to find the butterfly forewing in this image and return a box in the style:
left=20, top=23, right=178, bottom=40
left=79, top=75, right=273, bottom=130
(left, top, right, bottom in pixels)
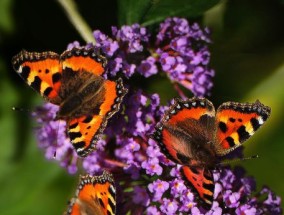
left=12, top=50, right=62, bottom=104
left=61, top=48, right=107, bottom=76
left=214, top=100, right=271, bottom=155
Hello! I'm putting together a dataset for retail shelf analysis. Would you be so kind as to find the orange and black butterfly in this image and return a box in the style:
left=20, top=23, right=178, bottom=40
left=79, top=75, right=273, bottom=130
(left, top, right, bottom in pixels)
left=12, top=48, right=128, bottom=157
left=64, top=171, right=116, bottom=215
left=153, top=97, right=271, bottom=207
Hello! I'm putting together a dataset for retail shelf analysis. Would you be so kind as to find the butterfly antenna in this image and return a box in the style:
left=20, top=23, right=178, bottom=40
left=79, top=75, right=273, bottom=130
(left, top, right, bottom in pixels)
left=218, top=155, right=259, bottom=166
left=12, top=107, right=31, bottom=113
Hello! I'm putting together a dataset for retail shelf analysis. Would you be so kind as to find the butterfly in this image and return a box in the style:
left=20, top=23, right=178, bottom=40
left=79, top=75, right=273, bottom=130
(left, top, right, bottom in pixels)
left=12, top=48, right=128, bottom=157
left=153, top=97, right=271, bottom=207
left=64, top=171, right=116, bottom=215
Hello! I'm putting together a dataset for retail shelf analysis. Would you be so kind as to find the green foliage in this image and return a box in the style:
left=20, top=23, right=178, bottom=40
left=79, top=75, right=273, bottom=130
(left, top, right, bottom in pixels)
left=118, top=0, right=220, bottom=25
left=0, top=0, right=14, bottom=33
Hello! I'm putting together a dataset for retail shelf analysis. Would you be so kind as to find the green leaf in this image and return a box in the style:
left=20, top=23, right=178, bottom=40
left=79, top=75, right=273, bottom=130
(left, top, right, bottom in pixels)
left=0, top=0, right=14, bottom=33
left=118, top=0, right=152, bottom=25
left=118, top=0, right=221, bottom=26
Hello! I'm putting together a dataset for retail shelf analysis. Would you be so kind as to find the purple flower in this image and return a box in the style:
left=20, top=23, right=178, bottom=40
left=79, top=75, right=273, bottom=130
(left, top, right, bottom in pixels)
left=156, top=17, right=214, bottom=96
left=160, top=198, right=178, bottom=215
left=146, top=206, right=161, bottom=215
left=236, top=204, right=256, bottom=215
left=112, top=24, right=149, bottom=53
left=93, top=30, right=119, bottom=57
left=241, top=177, right=256, bottom=194
left=146, top=139, right=162, bottom=158
left=32, top=103, right=78, bottom=174
left=67, top=41, right=80, bottom=50
left=141, top=157, right=163, bottom=176
left=148, top=179, right=169, bottom=201
left=223, top=190, right=241, bottom=208
left=170, top=178, right=187, bottom=198
left=133, top=186, right=150, bottom=206
left=191, top=66, right=214, bottom=96
left=191, top=206, right=203, bottom=214
left=206, top=202, right=222, bottom=215
left=259, top=187, right=282, bottom=214
left=137, top=57, right=158, bottom=77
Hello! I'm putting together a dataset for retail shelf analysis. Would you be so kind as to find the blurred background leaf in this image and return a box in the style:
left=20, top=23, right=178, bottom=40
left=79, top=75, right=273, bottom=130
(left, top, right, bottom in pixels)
left=0, top=0, right=14, bottom=33
left=118, top=0, right=221, bottom=25
left=1, top=0, right=284, bottom=214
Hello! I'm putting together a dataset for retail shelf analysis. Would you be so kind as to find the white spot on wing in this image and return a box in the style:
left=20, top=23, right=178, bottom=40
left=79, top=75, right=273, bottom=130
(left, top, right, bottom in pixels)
left=258, top=117, right=264, bottom=125
left=18, top=66, right=23, bottom=73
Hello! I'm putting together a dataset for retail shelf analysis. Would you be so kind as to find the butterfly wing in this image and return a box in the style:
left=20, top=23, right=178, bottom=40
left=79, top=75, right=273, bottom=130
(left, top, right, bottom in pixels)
left=181, top=165, right=214, bottom=207
left=65, top=171, right=116, bottom=215
left=153, top=97, right=217, bottom=208
left=215, top=100, right=271, bottom=155
left=12, top=50, right=62, bottom=104
left=61, top=48, right=107, bottom=76
left=153, top=97, right=216, bottom=166
left=67, top=78, right=127, bottom=157
left=58, top=48, right=127, bottom=156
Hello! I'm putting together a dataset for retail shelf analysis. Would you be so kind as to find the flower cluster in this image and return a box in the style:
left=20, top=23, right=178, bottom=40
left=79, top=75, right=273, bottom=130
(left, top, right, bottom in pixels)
left=32, top=103, right=78, bottom=174
left=32, top=17, right=282, bottom=214
left=33, top=94, right=282, bottom=214
left=68, top=17, right=214, bottom=97
left=155, top=18, right=214, bottom=96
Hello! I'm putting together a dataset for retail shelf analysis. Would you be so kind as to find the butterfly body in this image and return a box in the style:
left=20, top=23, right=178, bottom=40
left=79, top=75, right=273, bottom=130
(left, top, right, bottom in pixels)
left=153, top=97, right=271, bottom=207
left=160, top=122, right=217, bottom=168
left=12, top=48, right=128, bottom=157
left=56, top=70, right=105, bottom=120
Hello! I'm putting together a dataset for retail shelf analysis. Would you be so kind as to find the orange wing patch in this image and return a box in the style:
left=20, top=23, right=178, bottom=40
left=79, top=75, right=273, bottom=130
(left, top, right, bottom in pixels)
left=65, top=171, right=116, bottom=215
left=12, top=50, right=62, bottom=104
left=61, top=48, right=107, bottom=76
left=163, top=98, right=215, bottom=126
left=68, top=115, right=103, bottom=157
left=215, top=100, right=271, bottom=155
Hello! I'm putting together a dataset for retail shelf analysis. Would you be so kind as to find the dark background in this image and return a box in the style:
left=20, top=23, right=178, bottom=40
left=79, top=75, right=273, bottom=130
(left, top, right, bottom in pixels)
left=0, top=0, right=284, bottom=214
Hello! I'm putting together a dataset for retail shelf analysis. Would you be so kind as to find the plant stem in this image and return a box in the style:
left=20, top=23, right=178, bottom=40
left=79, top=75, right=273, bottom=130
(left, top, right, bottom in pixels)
left=104, top=158, right=127, bottom=168
left=57, top=0, right=96, bottom=44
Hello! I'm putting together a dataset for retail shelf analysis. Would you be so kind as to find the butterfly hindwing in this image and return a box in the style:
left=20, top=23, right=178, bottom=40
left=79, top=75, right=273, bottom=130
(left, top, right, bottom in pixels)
left=181, top=165, right=214, bottom=207
left=12, top=50, right=62, bottom=104
left=215, top=100, right=271, bottom=155
left=65, top=171, right=116, bottom=215
left=67, top=78, right=127, bottom=157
